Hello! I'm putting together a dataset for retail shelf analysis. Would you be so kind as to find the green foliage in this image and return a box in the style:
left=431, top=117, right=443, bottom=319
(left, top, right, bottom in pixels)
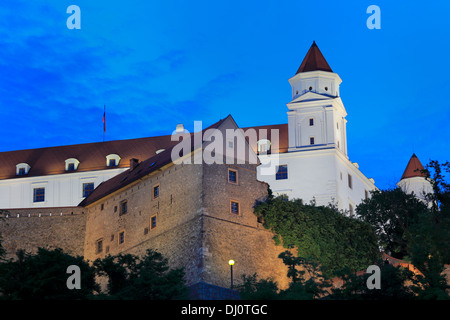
left=356, top=188, right=428, bottom=259
left=93, top=249, right=188, bottom=300
left=237, top=273, right=279, bottom=300
left=329, top=262, right=417, bottom=300
left=0, top=248, right=98, bottom=300
left=254, top=195, right=380, bottom=278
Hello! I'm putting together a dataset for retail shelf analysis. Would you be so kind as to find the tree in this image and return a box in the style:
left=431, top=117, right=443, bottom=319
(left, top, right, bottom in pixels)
left=254, top=195, right=380, bottom=278
left=356, top=188, right=428, bottom=260
left=93, top=249, right=188, bottom=300
left=0, top=248, right=98, bottom=300
left=329, top=261, right=416, bottom=300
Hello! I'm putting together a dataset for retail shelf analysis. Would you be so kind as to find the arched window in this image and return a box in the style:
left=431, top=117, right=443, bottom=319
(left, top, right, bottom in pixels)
left=257, top=139, right=271, bottom=153
left=106, top=154, right=121, bottom=167
left=65, top=158, right=80, bottom=171
left=16, top=163, right=31, bottom=176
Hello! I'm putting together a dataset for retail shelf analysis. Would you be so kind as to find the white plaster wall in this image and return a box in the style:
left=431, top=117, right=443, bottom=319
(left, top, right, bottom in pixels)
left=0, top=168, right=128, bottom=209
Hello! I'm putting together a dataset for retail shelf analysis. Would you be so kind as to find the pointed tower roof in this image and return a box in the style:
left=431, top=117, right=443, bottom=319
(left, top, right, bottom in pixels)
left=296, top=41, right=333, bottom=74
left=401, top=153, right=427, bottom=180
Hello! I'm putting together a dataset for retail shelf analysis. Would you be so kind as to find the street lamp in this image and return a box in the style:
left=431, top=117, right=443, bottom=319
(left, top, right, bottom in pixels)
left=228, top=259, right=235, bottom=289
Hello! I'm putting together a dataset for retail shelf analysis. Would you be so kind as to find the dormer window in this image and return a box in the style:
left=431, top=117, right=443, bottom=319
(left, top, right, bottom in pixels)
left=106, top=154, right=121, bottom=167
left=65, top=158, right=80, bottom=172
left=257, top=139, right=271, bottom=153
left=16, top=163, right=31, bottom=176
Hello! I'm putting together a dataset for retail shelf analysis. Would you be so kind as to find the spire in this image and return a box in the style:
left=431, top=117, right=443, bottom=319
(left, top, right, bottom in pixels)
left=400, top=153, right=427, bottom=180
left=296, top=41, right=333, bottom=74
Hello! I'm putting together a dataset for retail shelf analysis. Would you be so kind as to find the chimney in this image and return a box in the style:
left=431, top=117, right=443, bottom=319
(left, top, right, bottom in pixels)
left=130, top=158, right=139, bottom=171
left=175, top=123, right=185, bottom=134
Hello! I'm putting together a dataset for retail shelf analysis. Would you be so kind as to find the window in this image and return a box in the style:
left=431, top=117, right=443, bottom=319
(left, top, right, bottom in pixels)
left=83, top=183, right=94, bottom=198
left=348, top=174, right=353, bottom=189
left=101, top=204, right=104, bottom=211
left=65, top=158, right=80, bottom=171
left=120, top=200, right=128, bottom=215
left=118, top=231, right=125, bottom=245
left=16, top=163, right=31, bottom=176
left=349, top=204, right=354, bottom=217
left=325, top=86, right=328, bottom=91
left=257, top=139, right=271, bottom=153
left=310, top=137, right=315, bottom=145
left=153, top=184, right=160, bottom=199
left=309, top=118, right=314, bottom=126
left=151, top=216, right=157, bottom=229
left=106, top=154, right=121, bottom=167
left=276, top=165, right=288, bottom=180
left=230, top=201, right=240, bottom=214
left=309, top=86, right=312, bottom=91
left=33, top=188, right=45, bottom=203
left=365, top=190, right=369, bottom=200
left=96, top=239, right=103, bottom=254
left=228, top=169, right=238, bottom=184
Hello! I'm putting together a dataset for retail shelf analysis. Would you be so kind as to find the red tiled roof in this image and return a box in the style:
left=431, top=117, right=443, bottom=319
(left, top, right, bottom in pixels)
left=0, top=135, right=179, bottom=180
left=401, top=153, right=427, bottom=180
left=296, top=41, right=333, bottom=74
left=79, top=116, right=229, bottom=207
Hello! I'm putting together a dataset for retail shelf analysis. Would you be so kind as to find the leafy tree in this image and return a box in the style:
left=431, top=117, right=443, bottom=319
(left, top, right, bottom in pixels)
left=254, top=195, right=380, bottom=278
left=0, top=248, right=98, bottom=300
left=237, top=273, right=279, bottom=300
left=93, top=249, right=188, bottom=300
left=356, top=188, right=428, bottom=260
left=329, top=261, right=416, bottom=300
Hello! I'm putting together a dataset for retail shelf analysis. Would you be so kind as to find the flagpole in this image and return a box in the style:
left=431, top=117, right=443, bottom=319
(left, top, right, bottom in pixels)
left=103, top=105, right=105, bottom=142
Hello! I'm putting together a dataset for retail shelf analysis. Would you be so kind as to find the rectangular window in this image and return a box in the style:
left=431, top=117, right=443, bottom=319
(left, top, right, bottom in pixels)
left=153, top=184, right=160, bottom=199
left=228, top=169, right=238, bottom=184
left=349, top=204, right=354, bottom=217
left=309, top=118, right=314, bottom=126
left=275, top=165, right=288, bottom=180
left=348, top=174, right=353, bottom=189
left=83, top=183, right=94, bottom=198
left=96, top=239, right=103, bottom=254
left=68, top=163, right=75, bottom=171
left=365, top=190, right=369, bottom=200
left=151, top=216, right=157, bottom=229
left=120, top=200, right=128, bottom=215
left=118, top=231, right=125, bottom=245
left=33, top=188, right=45, bottom=203
left=230, top=200, right=240, bottom=214
left=310, top=137, right=315, bottom=145
left=18, top=168, right=26, bottom=176
left=109, top=159, right=116, bottom=167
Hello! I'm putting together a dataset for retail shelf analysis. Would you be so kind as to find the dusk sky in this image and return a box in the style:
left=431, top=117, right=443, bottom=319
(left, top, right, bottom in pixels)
left=0, top=1, right=449, bottom=190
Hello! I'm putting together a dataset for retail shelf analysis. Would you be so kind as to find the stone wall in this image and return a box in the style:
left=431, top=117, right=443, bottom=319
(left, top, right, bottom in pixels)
left=83, top=162, right=205, bottom=286
left=0, top=206, right=86, bottom=260
left=201, top=162, right=292, bottom=289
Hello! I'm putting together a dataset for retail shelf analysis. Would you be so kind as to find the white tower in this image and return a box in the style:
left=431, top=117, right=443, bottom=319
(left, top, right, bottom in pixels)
left=257, top=41, right=377, bottom=214
left=397, top=153, right=433, bottom=203
left=287, top=41, right=348, bottom=156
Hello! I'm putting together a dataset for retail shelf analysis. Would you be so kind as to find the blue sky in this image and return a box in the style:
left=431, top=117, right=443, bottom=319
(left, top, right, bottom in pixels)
left=0, top=1, right=449, bottom=190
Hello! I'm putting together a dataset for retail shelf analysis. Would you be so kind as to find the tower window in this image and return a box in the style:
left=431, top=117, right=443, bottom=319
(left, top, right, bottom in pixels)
left=310, top=137, right=315, bottom=145
left=349, top=204, right=354, bottom=217
left=118, top=231, right=125, bottom=245
left=275, top=165, right=288, bottom=180
left=309, top=118, right=314, bottom=126
left=309, top=86, right=313, bottom=91
left=348, top=174, right=353, bottom=189
left=96, top=239, right=103, bottom=254
left=120, top=200, right=128, bottom=215
left=151, top=216, right=157, bottom=229
left=325, top=87, right=328, bottom=91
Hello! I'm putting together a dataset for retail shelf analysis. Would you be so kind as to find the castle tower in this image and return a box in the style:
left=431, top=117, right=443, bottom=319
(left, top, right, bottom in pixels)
left=397, top=153, right=433, bottom=202
left=287, top=41, right=348, bottom=156
left=257, top=41, right=376, bottom=214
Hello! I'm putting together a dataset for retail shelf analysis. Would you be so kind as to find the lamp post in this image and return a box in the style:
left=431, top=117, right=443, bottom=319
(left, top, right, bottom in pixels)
left=228, top=259, right=235, bottom=289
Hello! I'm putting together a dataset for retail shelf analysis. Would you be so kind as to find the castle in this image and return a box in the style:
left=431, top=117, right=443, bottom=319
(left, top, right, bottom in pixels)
left=0, top=42, right=432, bottom=296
